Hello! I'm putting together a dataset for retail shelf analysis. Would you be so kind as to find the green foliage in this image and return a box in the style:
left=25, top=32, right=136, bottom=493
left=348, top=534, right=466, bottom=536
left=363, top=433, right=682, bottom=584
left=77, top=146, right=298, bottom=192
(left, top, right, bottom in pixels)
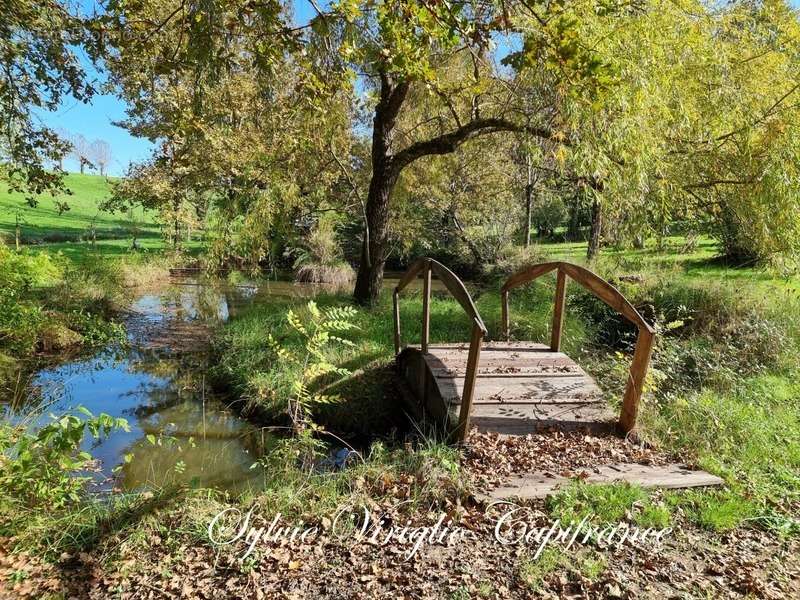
left=292, top=220, right=355, bottom=285
left=266, top=301, right=358, bottom=427
left=1, top=0, right=97, bottom=198
left=517, top=547, right=568, bottom=592
left=668, top=489, right=758, bottom=532
left=0, top=408, right=129, bottom=508
left=0, top=241, right=60, bottom=353
left=546, top=482, right=648, bottom=525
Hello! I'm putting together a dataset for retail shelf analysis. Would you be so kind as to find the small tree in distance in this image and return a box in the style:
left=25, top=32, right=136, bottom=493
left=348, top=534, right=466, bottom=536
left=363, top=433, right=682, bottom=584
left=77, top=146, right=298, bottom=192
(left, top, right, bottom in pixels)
left=69, top=133, right=93, bottom=174
left=89, top=139, right=112, bottom=176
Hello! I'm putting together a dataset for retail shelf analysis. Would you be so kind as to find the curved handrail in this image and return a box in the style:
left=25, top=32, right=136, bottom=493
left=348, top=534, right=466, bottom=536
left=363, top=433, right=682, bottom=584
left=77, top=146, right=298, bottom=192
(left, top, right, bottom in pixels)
left=501, top=261, right=653, bottom=334
left=393, top=257, right=486, bottom=442
left=500, top=261, right=655, bottom=432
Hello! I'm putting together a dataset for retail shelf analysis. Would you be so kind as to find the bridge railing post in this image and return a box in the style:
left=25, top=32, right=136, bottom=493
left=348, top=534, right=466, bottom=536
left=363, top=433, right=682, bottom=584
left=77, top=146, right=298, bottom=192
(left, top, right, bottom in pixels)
left=550, top=267, right=568, bottom=351
left=455, top=319, right=484, bottom=443
left=501, top=290, right=510, bottom=340
left=392, top=288, right=401, bottom=355
left=619, top=327, right=655, bottom=433
left=421, top=259, right=431, bottom=354
left=500, top=261, right=656, bottom=432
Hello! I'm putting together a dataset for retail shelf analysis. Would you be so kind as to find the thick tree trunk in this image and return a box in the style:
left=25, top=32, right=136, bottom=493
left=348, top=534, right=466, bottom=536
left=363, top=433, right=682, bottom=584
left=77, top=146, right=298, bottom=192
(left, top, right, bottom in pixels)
left=587, top=197, right=603, bottom=260
left=353, top=166, right=397, bottom=304
left=353, top=74, right=408, bottom=305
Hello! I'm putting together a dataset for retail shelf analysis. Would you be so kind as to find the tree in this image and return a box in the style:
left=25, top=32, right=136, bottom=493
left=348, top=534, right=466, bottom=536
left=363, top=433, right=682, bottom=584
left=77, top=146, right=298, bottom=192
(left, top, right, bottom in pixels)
left=68, top=133, right=92, bottom=174
left=89, top=139, right=112, bottom=176
left=99, top=0, right=355, bottom=268
left=1, top=0, right=96, bottom=199
left=291, top=1, right=634, bottom=302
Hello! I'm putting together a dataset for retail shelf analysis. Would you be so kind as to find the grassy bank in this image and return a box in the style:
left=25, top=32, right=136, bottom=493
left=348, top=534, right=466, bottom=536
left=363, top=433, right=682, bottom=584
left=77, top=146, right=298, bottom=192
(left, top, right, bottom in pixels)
left=0, top=240, right=183, bottom=399
left=2, top=243, right=799, bottom=597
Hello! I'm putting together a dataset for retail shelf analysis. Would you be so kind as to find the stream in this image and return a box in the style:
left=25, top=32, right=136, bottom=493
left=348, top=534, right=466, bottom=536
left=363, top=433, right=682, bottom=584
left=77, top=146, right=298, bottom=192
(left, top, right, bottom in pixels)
left=7, top=278, right=341, bottom=494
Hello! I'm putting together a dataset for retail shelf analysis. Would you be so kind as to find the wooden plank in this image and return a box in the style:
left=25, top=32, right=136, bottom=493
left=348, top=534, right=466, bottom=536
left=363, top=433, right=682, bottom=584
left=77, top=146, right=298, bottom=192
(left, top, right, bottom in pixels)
left=560, top=263, right=653, bottom=333
left=429, top=261, right=487, bottom=334
left=440, top=376, right=602, bottom=404
left=432, top=369, right=585, bottom=378
left=395, top=257, right=426, bottom=292
left=484, top=463, right=724, bottom=500
left=501, top=262, right=559, bottom=293
left=469, top=402, right=614, bottom=421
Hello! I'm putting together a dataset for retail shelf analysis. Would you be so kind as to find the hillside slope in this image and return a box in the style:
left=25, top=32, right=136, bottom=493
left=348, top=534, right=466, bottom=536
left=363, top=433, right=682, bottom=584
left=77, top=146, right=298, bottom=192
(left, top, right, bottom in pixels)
left=0, top=173, right=157, bottom=242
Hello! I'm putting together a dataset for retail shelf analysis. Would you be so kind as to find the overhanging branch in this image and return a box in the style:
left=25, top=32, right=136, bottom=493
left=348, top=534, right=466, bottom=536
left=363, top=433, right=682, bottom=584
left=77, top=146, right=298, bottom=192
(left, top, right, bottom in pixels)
left=391, top=118, right=554, bottom=170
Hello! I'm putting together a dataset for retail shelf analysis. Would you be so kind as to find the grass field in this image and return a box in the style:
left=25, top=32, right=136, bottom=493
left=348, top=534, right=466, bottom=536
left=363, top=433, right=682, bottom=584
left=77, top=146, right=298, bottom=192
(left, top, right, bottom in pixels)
left=0, top=173, right=158, bottom=244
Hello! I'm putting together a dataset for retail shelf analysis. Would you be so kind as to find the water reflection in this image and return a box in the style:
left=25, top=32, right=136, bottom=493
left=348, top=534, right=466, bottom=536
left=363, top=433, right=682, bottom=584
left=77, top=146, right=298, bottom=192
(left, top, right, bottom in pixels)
left=5, top=274, right=430, bottom=493
left=9, top=278, right=287, bottom=493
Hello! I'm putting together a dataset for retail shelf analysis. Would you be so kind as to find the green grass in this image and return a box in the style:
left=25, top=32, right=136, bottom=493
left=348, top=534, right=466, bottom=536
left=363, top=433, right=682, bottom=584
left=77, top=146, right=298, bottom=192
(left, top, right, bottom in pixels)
left=1, top=172, right=158, bottom=243
left=215, top=246, right=800, bottom=537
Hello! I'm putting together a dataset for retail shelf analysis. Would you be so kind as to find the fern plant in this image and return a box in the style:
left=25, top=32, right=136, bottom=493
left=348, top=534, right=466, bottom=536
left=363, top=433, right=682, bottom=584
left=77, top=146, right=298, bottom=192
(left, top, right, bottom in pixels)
left=268, top=301, right=358, bottom=429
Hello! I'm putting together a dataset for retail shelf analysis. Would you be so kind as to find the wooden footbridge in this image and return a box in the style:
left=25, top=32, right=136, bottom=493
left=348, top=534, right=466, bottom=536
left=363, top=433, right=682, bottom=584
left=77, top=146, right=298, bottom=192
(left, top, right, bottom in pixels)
left=393, top=258, right=723, bottom=497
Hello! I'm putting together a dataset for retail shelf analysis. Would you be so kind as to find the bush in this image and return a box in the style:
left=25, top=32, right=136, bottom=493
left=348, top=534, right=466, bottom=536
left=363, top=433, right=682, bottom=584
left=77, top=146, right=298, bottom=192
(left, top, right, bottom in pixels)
left=0, top=409, right=129, bottom=509
left=292, top=221, right=354, bottom=285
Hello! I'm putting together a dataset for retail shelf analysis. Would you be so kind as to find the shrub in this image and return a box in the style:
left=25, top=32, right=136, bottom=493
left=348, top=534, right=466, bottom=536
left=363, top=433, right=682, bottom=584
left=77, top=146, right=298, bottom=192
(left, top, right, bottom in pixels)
left=292, top=221, right=354, bottom=285
left=0, top=408, right=129, bottom=509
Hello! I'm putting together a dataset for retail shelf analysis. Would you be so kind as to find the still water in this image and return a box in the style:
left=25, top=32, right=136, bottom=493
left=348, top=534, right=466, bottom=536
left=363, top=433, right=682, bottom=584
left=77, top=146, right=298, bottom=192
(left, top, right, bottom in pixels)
left=6, top=274, right=426, bottom=493
left=14, top=278, right=345, bottom=493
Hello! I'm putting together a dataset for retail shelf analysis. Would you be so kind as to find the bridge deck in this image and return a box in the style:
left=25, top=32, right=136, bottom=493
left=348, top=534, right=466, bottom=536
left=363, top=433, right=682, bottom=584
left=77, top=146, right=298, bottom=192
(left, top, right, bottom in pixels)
left=398, top=341, right=617, bottom=436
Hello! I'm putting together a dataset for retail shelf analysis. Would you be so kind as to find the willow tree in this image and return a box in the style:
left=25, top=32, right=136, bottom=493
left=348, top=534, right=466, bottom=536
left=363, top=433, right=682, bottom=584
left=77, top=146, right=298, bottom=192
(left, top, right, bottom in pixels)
left=100, top=0, right=355, bottom=268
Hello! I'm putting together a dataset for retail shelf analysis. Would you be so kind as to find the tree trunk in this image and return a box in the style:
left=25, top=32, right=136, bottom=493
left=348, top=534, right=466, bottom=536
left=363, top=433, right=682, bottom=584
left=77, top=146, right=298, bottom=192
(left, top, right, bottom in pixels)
left=566, top=197, right=582, bottom=241
left=353, top=162, right=397, bottom=305
left=353, top=74, right=408, bottom=305
left=587, top=197, right=603, bottom=260
left=524, top=156, right=533, bottom=247
left=79, top=159, right=85, bottom=174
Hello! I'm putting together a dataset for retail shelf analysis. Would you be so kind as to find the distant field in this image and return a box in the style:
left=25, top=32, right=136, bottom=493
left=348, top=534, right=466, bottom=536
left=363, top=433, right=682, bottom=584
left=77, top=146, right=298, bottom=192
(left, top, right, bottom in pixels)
left=0, top=173, right=158, bottom=243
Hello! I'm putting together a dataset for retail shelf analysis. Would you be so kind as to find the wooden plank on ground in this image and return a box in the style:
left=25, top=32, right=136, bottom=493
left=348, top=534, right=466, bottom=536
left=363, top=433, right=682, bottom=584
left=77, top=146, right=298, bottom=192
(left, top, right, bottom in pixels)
left=484, top=463, right=725, bottom=500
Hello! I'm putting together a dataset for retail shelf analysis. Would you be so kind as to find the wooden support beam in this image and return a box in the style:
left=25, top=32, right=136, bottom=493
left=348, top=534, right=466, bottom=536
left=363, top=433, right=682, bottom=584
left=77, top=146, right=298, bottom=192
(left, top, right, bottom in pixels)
left=393, top=289, right=401, bottom=355
left=454, top=322, right=484, bottom=443
left=501, top=290, right=510, bottom=340
left=551, top=268, right=568, bottom=351
left=421, top=260, right=432, bottom=354
left=619, top=328, right=655, bottom=432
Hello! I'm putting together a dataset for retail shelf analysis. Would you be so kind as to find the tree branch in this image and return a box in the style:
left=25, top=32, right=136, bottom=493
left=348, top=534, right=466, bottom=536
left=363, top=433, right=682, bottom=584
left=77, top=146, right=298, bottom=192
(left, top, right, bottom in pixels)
left=391, top=118, right=553, bottom=170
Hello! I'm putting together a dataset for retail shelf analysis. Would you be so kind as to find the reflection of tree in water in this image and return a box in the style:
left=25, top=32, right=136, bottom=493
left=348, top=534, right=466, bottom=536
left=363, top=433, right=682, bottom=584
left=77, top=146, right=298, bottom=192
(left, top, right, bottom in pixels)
left=115, top=399, right=271, bottom=492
